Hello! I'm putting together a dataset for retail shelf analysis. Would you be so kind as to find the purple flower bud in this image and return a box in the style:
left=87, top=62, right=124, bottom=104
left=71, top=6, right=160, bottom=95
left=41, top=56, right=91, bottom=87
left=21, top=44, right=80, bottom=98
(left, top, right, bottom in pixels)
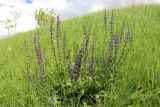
left=114, top=37, right=120, bottom=45
left=33, top=31, right=45, bottom=84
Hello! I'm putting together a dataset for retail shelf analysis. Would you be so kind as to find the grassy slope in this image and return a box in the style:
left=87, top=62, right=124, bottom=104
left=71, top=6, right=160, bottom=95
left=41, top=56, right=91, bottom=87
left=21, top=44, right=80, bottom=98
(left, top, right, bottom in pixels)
left=0, top=4, right=160, bottom=107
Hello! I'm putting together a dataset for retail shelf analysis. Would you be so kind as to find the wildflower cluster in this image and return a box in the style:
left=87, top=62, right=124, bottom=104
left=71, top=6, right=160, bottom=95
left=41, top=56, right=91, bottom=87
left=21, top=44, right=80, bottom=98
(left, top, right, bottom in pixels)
left=25, top=10, right=133, bottom=106
left=35, top=8, right=57, bottom=26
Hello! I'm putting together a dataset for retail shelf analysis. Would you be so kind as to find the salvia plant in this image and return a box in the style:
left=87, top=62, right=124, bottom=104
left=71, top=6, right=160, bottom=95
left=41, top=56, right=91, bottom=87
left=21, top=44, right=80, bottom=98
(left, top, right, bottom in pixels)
left=25, top=10, right=133, bottom=106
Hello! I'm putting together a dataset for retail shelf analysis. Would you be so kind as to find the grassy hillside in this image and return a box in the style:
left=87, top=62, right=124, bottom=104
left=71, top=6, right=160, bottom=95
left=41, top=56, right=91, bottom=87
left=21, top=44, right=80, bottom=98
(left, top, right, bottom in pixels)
left=0, top=4, right=160, bottom=107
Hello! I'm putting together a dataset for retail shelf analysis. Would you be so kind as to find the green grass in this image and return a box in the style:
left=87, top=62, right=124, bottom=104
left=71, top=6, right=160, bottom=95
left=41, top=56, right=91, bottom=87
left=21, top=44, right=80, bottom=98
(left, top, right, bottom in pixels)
left=1, top=4, right=160, bottom=107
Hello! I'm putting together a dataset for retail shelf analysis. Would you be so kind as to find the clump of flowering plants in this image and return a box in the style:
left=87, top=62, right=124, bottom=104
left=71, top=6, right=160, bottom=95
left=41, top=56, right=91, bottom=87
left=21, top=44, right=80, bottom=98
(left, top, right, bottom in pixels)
left=24, top=10, right=133, bottom=106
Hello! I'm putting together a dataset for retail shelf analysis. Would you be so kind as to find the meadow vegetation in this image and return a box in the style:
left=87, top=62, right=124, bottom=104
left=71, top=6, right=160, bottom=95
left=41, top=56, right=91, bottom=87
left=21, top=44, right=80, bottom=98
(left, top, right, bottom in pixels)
left=0, top=11, right=21, bottom=35
left=0, top=4, right=160, bottom=107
